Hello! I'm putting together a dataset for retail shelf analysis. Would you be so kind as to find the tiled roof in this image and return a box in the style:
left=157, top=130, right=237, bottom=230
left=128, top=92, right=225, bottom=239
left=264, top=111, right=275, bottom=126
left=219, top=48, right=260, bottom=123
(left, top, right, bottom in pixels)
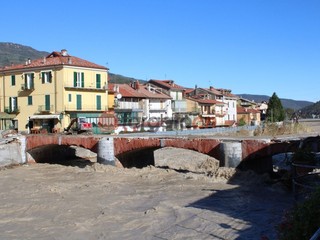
left=225, top=120, right=236, bottom=126
left=187, top=97, right=225, bottom=105
left=237, top=106, right=260, bottom=114
left=204, top=87, right=223, bottom=96
left=109, top=83, right=171, bottom=99
left=149, top=79, right=186, bottom=90
left=0, top=50, right=108, bottom=71
left=139, top=85, right=172, bottom=99
left=109, top=84, right=145, bottom=98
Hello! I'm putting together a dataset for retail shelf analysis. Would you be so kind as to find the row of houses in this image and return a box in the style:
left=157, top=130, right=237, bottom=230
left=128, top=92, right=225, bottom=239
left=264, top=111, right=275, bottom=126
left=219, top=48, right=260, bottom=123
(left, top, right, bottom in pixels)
left=0, top=49, right=267, bottom=134
left=110, top=80, right=267, bottom=132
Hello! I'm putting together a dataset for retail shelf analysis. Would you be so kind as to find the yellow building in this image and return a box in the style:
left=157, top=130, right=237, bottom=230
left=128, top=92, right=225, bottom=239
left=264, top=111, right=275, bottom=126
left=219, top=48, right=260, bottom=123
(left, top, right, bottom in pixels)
left=0, top=49, right=109, bottom=133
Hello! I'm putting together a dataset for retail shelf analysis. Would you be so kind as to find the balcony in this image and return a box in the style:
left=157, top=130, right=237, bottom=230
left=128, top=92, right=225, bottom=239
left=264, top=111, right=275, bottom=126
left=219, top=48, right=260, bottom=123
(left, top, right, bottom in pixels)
left=117, top=101, right=143, bottom=110
left=64, top=105, right=108, bottom=112
left=64, top=83, right=107, bottom=92
left=21, top=83, right=34, bottom=91
left=38, top=105, right=54, bottom=113
left=215, top=111, right=227, bottom=117
left=4, top=107, right=20, bottom=114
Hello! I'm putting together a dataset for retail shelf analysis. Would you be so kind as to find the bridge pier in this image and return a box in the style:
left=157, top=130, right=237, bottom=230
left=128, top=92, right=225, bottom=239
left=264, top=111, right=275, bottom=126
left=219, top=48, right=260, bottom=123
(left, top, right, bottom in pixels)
left=97, top=137, right=115, bottom=166
left=220, top=141, right=242, bottom=167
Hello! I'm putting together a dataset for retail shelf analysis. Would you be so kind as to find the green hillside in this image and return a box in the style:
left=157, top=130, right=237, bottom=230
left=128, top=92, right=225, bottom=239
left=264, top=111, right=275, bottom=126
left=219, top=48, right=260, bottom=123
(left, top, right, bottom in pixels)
left=0, top=42, right=49, bottom=66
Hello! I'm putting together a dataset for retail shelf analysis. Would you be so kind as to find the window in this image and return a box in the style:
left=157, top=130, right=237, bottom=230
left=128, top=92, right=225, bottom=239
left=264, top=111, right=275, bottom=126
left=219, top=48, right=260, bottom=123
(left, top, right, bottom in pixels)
left=73, top=72, right=84, bottom=88
left=24, top=73, right=34, bottom=89
left=9, top=97, right=18, bottom=112
left=68, top=94, right=72, bottom=102
left=41, top=71, right=52, bottom=84
left=11, top=75, right=16, bottom=86
left=28, top=96, right=33, bottom=105
left=96, top=74, right=101, bottom=88
left=96, top=95, right=101, bottom=110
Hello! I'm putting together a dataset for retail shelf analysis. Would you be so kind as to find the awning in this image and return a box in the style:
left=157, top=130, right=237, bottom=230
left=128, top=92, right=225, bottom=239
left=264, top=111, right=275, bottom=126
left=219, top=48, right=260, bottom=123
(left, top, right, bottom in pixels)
left=29, top=114, right=60, bottom=120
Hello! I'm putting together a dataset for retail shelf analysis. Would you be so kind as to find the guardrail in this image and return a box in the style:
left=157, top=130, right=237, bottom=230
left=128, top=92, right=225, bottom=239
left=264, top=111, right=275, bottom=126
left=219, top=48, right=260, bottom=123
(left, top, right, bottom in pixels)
left=157, top=125, right=257, bottom=136
left=129, top=125, right=258, bottom=137
left=292, top=162, right=320, bottom=201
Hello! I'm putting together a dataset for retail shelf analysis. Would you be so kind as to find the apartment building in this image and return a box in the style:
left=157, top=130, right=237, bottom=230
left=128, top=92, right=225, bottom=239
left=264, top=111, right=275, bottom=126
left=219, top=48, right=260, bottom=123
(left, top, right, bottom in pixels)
left=0, top=49, right=109, bottom=133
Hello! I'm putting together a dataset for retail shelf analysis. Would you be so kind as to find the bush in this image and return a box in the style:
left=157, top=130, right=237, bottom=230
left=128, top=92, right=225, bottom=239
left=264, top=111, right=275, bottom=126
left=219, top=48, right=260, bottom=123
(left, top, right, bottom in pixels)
left=278, top=188, right=320, bottom=240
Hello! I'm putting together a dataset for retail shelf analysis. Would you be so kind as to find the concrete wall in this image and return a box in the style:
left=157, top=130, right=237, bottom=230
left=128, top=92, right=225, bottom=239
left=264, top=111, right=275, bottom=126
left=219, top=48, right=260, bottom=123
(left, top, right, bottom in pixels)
left=0, top=142, right=23, bottom=167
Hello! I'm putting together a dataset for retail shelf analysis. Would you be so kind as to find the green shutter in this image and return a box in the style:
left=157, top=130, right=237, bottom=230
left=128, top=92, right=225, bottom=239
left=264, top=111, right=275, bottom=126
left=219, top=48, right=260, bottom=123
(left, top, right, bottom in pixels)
left=96, top=74, right=101, bottom=88
left=74, top=72, right=77, bottom=87
left=42, top=72, right=45, bottom=84
left=31, top=73, right=35, bottom=89
left=96, top=95, right=101, bottom=110
left=11, top=75, right=16, bottom=86
left=28, top=96, right=33, bottom=105
left=81, top=72, right=84, bottom=87
left=76, top=95, right=82, bottom=110
left=9, top=97, right=12, bottom=112
left=45, top=95, right=50, bottom=111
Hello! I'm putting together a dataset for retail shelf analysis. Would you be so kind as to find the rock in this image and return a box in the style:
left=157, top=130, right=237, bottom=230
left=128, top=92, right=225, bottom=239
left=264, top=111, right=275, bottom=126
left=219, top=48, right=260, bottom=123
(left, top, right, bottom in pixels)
left=154, top=147, right=219, bottom=174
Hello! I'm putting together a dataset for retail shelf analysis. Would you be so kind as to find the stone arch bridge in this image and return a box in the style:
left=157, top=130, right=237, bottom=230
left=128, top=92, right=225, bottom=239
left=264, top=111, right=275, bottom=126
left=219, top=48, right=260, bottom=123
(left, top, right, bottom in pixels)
left=21, top=134, right=320, bottom=173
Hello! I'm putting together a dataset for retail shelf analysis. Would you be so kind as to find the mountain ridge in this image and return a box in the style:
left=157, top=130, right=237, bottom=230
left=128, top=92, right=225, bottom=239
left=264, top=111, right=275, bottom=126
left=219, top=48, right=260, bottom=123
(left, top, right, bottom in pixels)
left=236, top=94, right=314, bottom=110
left=0, top=42, right=314, bottom=110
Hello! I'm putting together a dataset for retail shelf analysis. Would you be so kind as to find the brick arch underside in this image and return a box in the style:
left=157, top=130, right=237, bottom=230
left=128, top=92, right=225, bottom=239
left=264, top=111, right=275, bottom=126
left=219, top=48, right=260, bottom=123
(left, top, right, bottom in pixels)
left=26, top=135, right=100, bottom=152
left=27, top=144, right=80, bottom=164
left=25, top=135, right=100, bottom=165
left=114, top=138, right=222, bottom=168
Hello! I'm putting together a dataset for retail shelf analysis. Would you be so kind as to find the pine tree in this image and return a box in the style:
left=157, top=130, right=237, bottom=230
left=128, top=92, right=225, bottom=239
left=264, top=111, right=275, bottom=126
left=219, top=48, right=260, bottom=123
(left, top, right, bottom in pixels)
left=266, top=92, right=285, bottom=122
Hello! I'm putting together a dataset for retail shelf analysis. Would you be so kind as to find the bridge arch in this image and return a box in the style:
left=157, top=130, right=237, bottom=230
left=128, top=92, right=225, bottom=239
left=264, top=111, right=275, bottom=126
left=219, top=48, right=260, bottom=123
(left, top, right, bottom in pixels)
left=23, top=134, right=316, bottom=173
left=26, top=144, right=97, bottom=167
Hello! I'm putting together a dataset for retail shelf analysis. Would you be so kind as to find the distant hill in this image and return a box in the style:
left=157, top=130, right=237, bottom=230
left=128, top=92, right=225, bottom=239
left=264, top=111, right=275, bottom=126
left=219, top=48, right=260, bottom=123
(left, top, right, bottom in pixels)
left=237, top=94, right=314, bottom=110
left=298, top=101, right=320, bottom=118
left=108, top=73, right=146, bottom=84
left=0, top=42, right=49, bottom=66
left=0, top=42, right=315, bottom=111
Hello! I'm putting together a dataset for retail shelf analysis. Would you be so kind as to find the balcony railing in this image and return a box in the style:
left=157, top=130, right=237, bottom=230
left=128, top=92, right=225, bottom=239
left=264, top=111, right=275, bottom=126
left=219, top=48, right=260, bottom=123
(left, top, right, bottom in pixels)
left=4, top=107, right=20, bottom=114
left=64, top=83, right=107, bottom=92
left=117, top=101, right=143, bottom=110
left=64, top=105, right=108, bottom=111
left=38, top=105, right=54, bottom=113
left=172, top=107, right=188, bottom=113
left=21, top=83, right=34, bottom=91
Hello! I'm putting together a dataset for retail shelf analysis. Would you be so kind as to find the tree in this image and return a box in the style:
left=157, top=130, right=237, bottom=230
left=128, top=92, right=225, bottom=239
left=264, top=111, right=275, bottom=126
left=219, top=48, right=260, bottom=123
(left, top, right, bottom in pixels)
left=266, top=92, right=285, bottom=122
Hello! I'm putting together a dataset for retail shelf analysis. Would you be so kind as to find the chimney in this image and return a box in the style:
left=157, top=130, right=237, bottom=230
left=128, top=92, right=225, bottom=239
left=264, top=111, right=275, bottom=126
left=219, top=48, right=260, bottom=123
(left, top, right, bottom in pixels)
left=135, top=80, right=140, bottom=90
left=210, top=86, right=214, bottom=91
left=182, top=89, right=186, bottom=98
left=28, top=58, right=31, bottom=65
left=61, top=49, right=68, bottom=56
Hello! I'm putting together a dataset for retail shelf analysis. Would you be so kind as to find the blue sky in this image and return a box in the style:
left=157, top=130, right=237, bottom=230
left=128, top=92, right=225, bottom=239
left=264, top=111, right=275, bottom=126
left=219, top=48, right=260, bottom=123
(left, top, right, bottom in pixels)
left=1, top=0, right=319, bottom=102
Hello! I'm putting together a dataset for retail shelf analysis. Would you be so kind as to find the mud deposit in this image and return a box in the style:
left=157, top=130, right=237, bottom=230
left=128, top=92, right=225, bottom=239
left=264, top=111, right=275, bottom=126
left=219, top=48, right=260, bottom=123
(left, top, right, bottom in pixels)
left=0, top=162, right=292, bottom=240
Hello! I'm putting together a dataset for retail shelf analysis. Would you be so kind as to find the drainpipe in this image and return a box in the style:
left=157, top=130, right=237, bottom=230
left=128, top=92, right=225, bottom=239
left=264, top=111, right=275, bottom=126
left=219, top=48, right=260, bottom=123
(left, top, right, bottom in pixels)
left=2, top=72, right=5, bottom=112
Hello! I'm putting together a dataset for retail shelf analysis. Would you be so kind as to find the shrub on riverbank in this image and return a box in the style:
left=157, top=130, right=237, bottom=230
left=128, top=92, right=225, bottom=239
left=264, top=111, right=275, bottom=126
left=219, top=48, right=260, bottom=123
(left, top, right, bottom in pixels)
left=277, top=187, right=320, bottom=240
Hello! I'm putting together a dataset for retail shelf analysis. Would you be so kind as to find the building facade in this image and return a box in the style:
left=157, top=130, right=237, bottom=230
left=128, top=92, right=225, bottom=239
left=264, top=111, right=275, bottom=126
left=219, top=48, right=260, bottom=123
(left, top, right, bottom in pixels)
left=0, top=50, right=109, bottom=133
